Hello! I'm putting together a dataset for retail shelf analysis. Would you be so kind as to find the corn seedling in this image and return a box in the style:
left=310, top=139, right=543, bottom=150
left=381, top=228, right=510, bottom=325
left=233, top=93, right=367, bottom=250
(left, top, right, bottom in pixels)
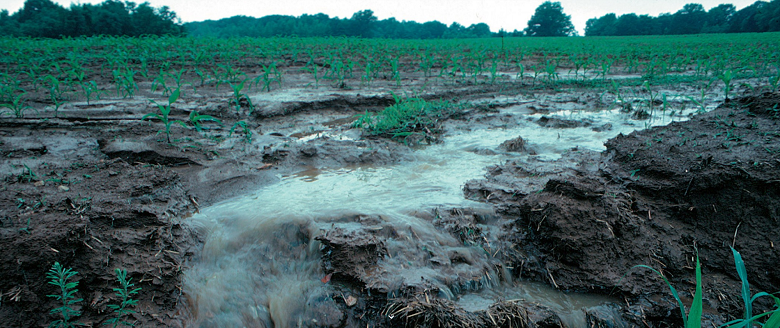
left=151, top=69, right=171, bottom=96
left=489, top=59, right=499, bottom=84
left=304, top=60, right=321, bottom=89
left=81, top=81, right=102, bottom=105
left=643, top=80, right=660, bottom=113
left=2, top=93, right=30, bottom=118
left=327, top=56, right=347, bottom=88
left=543, top=60, right=559, bottom=85
left=166, top=69, right=190, bottom=96
left=143, top=88, right=186, bottom=143
left=720, top=247, right=780, bottom=328
left=769, top=66, right=780, bottom=92
left=113, top=69, right=138, bottom=98
left=254, top=62, right=282, bottom=92
left=104, top=268, right=141, bottom=328
left=229, top=121, right=252, bottom=144
left=419, top=51, right=434, bottom=78
left=361, top=57, right=374, bottom=86
left=631, top=251, right=703, bottom=328
left=188, top=110, right=222, bottom=132
left=44, top=76, right=66, bottom=118
left=46, top=262, right=83, bottom=328
left=611, top=81, right=631, bottom=111
left=194, top=67, right=209, bottom=87
left=228, top=79, right=252, bottom=113
left=718, top=70, right=734, bottom=99
left=391, top=56, right=401, bottom=87
left=218, top=63, right=243, bottom=82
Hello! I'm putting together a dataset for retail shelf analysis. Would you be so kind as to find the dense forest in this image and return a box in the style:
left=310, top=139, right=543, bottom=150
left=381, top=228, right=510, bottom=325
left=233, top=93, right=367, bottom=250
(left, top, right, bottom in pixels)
left=0, top=0, right=184, bottom=37
left=184, top=10, right=497, bottom=39
left=586, top=0, right=780, bottom=36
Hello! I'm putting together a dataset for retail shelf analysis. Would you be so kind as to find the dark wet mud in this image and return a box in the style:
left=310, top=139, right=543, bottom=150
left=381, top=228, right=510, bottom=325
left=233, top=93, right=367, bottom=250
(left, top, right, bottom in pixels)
left=1, top=79, right=778, bottom=327
left=466, top=91, right=780, bottom=326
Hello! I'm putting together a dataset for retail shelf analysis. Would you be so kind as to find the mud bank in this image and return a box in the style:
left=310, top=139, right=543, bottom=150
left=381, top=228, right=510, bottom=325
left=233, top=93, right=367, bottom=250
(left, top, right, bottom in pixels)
left=2, top=75, right=775, bottom=327
left=466, top=92, right=780, bottom=326
left=0, top=90, right=414, bottom=327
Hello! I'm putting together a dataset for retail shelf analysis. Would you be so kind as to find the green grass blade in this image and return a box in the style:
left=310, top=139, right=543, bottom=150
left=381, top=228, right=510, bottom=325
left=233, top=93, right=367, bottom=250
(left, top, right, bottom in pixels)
left=686, top=256, right=703, bottom=328
left=731, top=247, right=752, bottom=321
left=633, top=264, right=688, bottom=323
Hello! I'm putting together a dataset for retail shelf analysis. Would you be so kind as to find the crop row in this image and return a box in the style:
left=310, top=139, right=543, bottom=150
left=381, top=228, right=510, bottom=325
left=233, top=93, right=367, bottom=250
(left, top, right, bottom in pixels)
left=1, top=33, right=779, bottom=117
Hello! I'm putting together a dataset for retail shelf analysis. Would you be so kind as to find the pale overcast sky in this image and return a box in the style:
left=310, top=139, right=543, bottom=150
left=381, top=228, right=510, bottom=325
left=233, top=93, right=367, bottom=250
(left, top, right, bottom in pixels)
left=0, top=0, right=761, bottom=35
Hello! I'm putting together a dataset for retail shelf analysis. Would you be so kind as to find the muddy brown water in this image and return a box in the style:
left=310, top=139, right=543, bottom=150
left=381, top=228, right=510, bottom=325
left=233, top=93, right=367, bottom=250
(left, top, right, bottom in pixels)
left=182, top=101, right=703, bottom=327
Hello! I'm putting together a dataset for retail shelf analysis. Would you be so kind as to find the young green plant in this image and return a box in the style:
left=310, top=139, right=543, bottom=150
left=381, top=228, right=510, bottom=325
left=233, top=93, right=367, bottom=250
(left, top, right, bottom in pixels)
left=47, top=262, right=83, bottom=328
left=228, top=79, right=252, bottom=113
left=721, top=247, right=780, bottom=328
left=188, top=110, right=222, bottom=132
left=104, top=268, right=141, bottom=328
left=631, top=251, right=702, bottom=328
left=229, top=120, right=252, bottom=144
left=1, top=93, right=30, bottom=118
left=143, top=88, right=186, bottom=143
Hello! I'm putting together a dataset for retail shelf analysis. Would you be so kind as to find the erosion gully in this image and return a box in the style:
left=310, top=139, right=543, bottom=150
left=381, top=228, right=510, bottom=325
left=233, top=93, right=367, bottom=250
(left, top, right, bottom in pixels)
left=182, top=96, right=709, bottom=328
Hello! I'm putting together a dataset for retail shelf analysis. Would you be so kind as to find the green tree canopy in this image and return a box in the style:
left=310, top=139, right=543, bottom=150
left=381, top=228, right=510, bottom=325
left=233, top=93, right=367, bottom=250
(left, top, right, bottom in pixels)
left=185, top=10, right=493, bottom=39
left=524, top=1, right=575, bottom=37
left=584, top=0, right=780, bottom=36
left=0, top=0, right=184, bottom=37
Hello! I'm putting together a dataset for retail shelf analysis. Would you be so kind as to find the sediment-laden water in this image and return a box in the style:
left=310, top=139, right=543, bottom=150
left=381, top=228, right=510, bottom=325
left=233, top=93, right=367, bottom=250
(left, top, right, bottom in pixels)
left=183, top=104, right=698, bottom=327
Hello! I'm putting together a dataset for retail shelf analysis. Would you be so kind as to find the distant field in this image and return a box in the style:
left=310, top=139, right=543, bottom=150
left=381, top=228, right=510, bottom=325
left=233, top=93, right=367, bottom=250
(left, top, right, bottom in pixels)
left=2, top=32, right=779, bottom=116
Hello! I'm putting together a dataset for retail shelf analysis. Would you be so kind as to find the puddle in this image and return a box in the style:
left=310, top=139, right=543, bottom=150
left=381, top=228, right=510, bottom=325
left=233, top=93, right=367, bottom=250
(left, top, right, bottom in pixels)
left=456, top=282, right=616, bottom=327
left=183, top=103, right=703, bottom=327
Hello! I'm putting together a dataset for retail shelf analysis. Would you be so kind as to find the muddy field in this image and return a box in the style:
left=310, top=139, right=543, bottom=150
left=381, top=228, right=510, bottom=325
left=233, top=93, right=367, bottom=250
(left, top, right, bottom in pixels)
left=1, top=59, right=779, bottom=328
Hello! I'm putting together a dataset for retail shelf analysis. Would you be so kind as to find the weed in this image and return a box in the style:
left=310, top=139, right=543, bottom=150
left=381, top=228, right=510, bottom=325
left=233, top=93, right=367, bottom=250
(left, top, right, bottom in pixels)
left=104, top=268, right=141, bottom=328
left=360, top=93, right=460, bottom=144
left=352, top=110, right=374, bottom=129
left=47, top=262, right=83, bottom=328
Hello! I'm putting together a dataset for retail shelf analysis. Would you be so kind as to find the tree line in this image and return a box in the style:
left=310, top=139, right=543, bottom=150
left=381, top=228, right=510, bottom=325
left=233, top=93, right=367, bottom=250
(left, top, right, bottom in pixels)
left=184, top=10, right=494, bottom=39
left=586, top=0, right=780, bottom=36
left=0, top=0, right=184, bottom=38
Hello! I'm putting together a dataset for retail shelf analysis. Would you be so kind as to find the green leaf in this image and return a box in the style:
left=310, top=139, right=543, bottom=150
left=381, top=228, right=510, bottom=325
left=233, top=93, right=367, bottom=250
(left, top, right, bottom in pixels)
left=633, top=264, right=688, bottom=323
left=686, top=256, right=703, bottom=328
left=731, top=247, right=752, bottom=321
left=168, top=88, right=180, bottom=105
left=765, top=308, right=780, bottom=328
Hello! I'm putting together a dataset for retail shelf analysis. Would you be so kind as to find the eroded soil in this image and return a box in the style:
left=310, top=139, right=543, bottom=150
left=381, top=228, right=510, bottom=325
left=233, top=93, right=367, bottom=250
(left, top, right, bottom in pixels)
left=1, top=57, right=778, bottom=328
left=465, top=92, right=780, bottom=326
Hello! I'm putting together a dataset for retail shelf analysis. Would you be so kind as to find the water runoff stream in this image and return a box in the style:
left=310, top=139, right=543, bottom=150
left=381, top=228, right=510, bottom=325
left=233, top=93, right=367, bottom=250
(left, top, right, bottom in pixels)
left=183, top=103, right=702, bottom=328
